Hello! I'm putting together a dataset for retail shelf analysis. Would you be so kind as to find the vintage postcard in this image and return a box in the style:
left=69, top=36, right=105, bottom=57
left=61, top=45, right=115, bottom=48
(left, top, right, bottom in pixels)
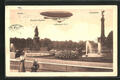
left=5, top=5, right=117, bottom=77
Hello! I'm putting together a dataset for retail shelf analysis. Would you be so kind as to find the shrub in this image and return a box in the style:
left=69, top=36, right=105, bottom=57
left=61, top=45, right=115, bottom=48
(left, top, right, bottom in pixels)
left=49, top=50, right=55, bottom=55
left=55, top=50, right=79, bottom=59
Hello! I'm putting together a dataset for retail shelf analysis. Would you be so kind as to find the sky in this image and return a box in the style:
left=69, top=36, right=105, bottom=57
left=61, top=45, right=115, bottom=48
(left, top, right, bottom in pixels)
left=9, top=6, right=114, bottom=42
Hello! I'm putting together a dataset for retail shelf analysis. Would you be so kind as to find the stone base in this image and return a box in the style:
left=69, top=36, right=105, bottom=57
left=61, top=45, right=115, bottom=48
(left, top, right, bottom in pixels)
left=10, top=52, right=16, bottom=59
left=82, top=53, right=103, bottom=58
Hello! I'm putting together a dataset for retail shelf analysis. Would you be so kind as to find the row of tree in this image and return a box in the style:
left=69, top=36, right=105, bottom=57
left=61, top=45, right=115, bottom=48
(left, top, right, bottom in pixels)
left=10, top=38, right=87, bottom=51
left=10, top=31, right=113, bottom=51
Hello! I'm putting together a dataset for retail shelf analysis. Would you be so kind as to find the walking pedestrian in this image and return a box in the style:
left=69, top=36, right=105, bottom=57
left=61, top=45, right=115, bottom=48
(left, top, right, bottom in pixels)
left=19, top=55, right=26, bottom=72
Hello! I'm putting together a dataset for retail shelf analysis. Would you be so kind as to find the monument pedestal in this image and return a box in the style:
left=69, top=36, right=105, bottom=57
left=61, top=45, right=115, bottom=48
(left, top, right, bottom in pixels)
left=10, top=52, right=16, bottom=59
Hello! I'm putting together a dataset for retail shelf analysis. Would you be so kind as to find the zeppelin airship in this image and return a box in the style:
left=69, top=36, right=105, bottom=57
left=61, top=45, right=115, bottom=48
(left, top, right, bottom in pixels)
left=40, top=11, right=73, bottom=23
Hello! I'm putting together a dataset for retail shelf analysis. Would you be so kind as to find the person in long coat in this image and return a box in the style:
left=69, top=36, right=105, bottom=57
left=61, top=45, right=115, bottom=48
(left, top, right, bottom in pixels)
left=19, top=55, right=26, bottom=72
left=31, top=60, right=39, bottom=72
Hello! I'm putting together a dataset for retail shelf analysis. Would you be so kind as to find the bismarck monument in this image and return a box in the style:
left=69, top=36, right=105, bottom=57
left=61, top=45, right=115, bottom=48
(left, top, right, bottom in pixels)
left=33, top=26, right=40, bottom=51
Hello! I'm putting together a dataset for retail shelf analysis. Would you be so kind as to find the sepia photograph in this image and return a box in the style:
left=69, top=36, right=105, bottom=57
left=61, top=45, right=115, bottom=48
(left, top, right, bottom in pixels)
left=5, top=5, right=117, bottom=77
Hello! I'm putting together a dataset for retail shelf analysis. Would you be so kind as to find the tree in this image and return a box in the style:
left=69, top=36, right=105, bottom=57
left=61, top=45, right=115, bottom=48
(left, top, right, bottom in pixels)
left=26, top=38, right=33, bottom=50
left=105, top=31, right=113, bottom=49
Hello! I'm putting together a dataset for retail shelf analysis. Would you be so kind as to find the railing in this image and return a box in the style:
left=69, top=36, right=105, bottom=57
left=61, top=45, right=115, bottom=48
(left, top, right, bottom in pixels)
left=10, top=59, right=113, bottom=72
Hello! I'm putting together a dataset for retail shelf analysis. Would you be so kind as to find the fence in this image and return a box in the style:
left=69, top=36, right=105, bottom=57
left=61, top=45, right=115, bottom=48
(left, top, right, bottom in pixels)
left=10, top=59, right=113, bottom=72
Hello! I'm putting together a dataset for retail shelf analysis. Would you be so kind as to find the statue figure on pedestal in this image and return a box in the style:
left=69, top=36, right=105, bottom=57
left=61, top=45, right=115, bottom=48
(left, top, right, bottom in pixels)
left=33, top=26, right=40, bottom=51
left=35, top=26, right=39, bottom=37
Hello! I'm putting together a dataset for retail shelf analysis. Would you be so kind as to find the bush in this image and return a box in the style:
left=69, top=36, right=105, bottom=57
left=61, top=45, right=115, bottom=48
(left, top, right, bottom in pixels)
left=49, top=50, right=55, bottom=55
left=55, top=50, right=79, bottom=59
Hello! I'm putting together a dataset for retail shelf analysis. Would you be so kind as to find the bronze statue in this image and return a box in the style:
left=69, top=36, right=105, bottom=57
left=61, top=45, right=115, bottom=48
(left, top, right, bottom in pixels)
left=34, top=26, right=39, bottom=37
left=102, top=10, right=105, bottom=16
